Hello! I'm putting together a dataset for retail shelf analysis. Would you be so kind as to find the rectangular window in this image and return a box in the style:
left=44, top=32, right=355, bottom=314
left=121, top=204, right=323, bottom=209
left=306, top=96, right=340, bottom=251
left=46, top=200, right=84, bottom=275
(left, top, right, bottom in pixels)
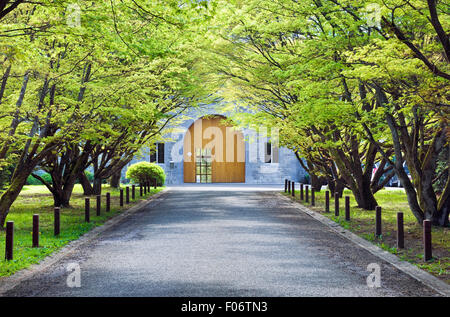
left=150, top=143, right=165, bottom=164
left=157, top=143, right=165, bottom=164
left=265, top=142, right=279, bottom=163
left=265, top=142, right=272, bottom=163
left=195, top=148, right=212, bottom=183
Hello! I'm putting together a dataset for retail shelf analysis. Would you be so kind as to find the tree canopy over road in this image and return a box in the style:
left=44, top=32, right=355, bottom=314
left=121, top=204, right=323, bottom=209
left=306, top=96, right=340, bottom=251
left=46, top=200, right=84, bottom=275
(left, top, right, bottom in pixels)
left=0, top=0, right=448, bottom=227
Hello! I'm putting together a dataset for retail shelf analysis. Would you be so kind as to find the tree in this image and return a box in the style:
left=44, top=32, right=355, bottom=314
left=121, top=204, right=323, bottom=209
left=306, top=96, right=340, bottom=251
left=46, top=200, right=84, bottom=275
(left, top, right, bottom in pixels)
left=0, top=0, right=210, bottom=223
left=202, top=0, right=395, bottom=209
left=0, top=0, right=25, bottom=21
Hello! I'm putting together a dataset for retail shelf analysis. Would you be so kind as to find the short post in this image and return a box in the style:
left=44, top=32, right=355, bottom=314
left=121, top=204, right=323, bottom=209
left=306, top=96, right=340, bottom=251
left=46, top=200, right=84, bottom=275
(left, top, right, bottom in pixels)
left=284, top=179, right=288, bottom=193
left=140, top=183, right=143, bottom=196
left=288, top=180, right=291, bottom=194
left=311, top=188, right=315, bottom=206
left=5, top=221, right=13, bottom=260
left=325, top=191, right=329, bottom=213
left=54, top=207, right=60, bottom=236
left=144, top=182, right=147, bottom=195
left=397, top=212, right=404, bottom=249
left=96, top=195, right=101, bottom=216
left=106, top=192, right=111, bottom=212
left=375, top=206, right=382, bottom=238
left=32, top=214, right=39, bottom=248
left=291, top=181, right=295, bottom=197
left=120, top=188, right=124, bottom=207
left=153, top=178, right=157, bottom=189
left=147, top=181, right=150, bottom=192
left=305, top=185, right=309, bottom=203
left=334, top=192, right=339, bottom=216
left=300, top=183, right=304, bottom=201
left=345, top=196, right=350, bottom=221
left=423, top=220, right=432, bottom=261
left=85, top=198, right=90, bottom=223
left=126, top=186, right=130, bottom=204
left=132, top=185, right=136, bottom=200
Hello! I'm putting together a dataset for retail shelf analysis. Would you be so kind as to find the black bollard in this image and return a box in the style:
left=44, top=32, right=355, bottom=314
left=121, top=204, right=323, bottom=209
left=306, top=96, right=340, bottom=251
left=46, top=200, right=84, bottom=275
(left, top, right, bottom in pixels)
left=325, top=191, right=330, bottom=213
left=300, top=183, right=304, bottom=201
left=397, top=212, right=404, bottom=249
left=345, top=196, right=350, bottom=221
left=311, top=188, right=315, bottom=206
left=32, top=214, right=39, bottom=248
left=106, top=192, right=111, bottom=212
left=54, top=207, right=60, bottom=236
left=132, top=185, right=135, bottom=200
left=140, top=183, right=143, bottom=196
left=5, top=221, right=13, bottom=260
left=284, top=179, right=288, bottom=193
left=423, top=220, right=432, bottom=261
left=126, top=186, right=130, bottom=204
left=120, top=188, right=124, bottom=207
left=96, top=195, right=101, bottom=216
left=375, top=206, right=382, bottom=238
left=85, top=198, right=90, bottom=223
left=334, top=193, right=339, bottom=216
left=305, top=186, right=309, bottom=203
left=291, top=181, right=295, bottom=197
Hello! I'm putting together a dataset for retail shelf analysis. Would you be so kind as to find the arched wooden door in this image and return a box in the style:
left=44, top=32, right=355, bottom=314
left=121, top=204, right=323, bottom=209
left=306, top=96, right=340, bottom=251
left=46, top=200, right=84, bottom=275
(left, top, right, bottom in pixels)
left=184, top=115, right=245, bottom=183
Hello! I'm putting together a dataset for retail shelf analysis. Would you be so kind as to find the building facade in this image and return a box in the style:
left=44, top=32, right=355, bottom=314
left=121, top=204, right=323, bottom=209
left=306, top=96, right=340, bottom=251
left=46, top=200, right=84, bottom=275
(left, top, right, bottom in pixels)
left=125, top=104, right=306, bottom=185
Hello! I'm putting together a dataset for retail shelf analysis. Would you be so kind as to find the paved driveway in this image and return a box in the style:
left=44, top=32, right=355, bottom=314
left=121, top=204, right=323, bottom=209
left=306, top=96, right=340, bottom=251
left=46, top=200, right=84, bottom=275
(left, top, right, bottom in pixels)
left=3, top=186, right=439, bottom=296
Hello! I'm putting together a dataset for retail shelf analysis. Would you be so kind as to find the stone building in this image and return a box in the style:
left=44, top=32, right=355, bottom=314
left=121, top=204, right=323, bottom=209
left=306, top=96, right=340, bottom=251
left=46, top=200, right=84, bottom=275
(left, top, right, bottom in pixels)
left=125, top=104, right=306, bottom=185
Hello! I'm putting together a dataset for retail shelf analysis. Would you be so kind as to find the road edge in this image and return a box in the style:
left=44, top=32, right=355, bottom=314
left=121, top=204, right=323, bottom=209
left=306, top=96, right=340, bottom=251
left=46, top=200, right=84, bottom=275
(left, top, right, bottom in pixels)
left=278, top=193, right=450, bottom=297
left=0, top=188, right=169, bottom=296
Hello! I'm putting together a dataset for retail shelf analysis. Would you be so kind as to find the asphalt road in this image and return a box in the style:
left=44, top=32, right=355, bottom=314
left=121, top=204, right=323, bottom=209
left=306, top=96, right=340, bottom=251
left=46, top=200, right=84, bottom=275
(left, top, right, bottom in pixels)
left=4, top=187, right=440, bottom=297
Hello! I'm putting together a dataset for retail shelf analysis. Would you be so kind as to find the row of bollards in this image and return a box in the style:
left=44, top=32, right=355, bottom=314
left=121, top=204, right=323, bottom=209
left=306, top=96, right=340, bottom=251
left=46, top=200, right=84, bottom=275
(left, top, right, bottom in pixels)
left=283, top=180, right=434, bottom=262
left=87, top=183, right=153, bottom=222
left=284, top=179, right=314, bottom=206
left=5, top=182, right=157, bottom=260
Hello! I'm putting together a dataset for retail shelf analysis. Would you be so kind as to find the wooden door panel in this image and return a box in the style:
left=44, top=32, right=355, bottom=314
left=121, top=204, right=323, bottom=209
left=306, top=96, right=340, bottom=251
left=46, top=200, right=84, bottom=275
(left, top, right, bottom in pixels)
left=184, top=116, right=245, bottom=183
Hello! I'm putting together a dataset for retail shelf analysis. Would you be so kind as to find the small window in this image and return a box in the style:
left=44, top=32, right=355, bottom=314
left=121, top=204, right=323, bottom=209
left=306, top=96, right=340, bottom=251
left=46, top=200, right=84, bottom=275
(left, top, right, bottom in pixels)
left=157, top=143, right=165, bottom=163
left=265, top=142, right=279, bottom=164
left=150, top=143, right=165, bottom=164
left=265, top=142, right=272, bottom=163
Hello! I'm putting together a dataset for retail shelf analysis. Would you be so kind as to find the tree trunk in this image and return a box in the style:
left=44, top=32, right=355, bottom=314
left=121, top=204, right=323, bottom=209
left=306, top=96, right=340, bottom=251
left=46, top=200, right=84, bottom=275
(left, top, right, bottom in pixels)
left=93, top=177, right=102, bottom=195
left=326, top=175, right=335, bottom=193
left=0, top=65, right=11, bottom=104
left=0, top=166, right=30, bottom=228
left=431, top=194, right=449, bottom=227
left=110, top=171, right=121, bottom=188
left=352, top=182, right=378, bottom=210
left=310, top=174, right=322, bottom=192
left=335, top=181, right=345, bottom=198
left=79, top=172, right=93, bottom=196
left=52, top=180, right=76, bottom=208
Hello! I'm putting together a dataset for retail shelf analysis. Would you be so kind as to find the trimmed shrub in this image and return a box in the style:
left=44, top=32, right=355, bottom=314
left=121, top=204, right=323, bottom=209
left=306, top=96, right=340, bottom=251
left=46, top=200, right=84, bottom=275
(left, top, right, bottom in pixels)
left=126, top=162, right=166, bottom=186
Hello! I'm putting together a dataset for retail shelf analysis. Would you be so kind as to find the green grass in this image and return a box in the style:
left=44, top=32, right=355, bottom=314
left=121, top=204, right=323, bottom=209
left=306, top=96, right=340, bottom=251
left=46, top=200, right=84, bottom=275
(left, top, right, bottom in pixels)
left=284, top=188, right=450, bottom=284
left=0, top=184, right=162, bottom=277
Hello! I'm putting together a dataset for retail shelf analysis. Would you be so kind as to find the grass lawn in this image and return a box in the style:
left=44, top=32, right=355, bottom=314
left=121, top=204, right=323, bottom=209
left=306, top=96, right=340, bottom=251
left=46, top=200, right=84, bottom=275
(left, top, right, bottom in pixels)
left=0, top=184, right=163, bottom=277
left=283, top=188, right=450, bottom=284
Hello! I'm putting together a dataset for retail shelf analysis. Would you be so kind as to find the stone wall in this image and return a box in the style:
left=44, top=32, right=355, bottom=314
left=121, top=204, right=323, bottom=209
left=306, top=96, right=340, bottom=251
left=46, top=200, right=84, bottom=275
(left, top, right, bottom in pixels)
left=123, top=103, right=307, bottom=184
